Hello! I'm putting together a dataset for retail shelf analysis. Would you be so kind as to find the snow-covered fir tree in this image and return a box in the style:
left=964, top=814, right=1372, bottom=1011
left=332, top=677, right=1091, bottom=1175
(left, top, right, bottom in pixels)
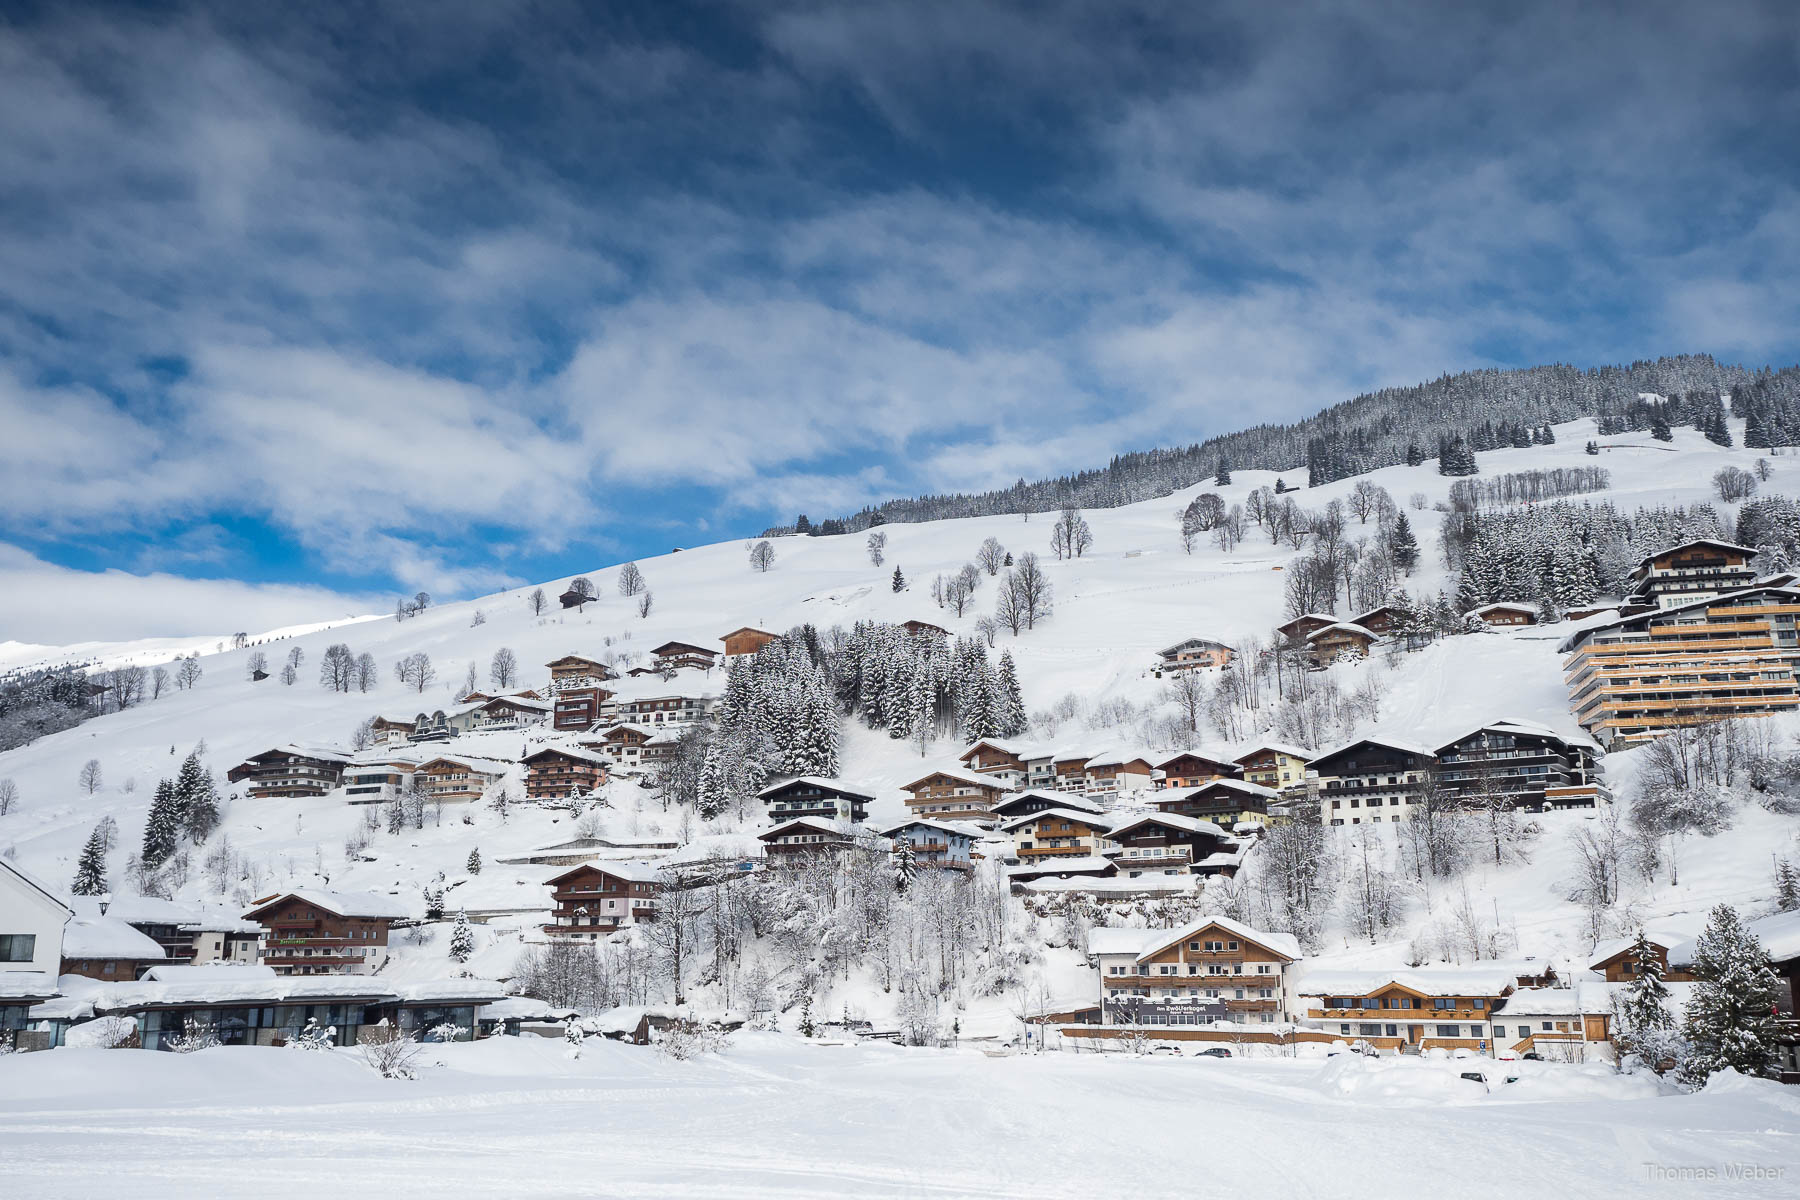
left=140, top=778, right=182, bottom=871
left=449, top=909, right=474, bottom=963
left=70, top=824, right=110, bottom=896
left=173, top=750, right=219, bottom=843
left=1613, top=932, right=1678, bottom=1069
left=1679, top=904, right=1783, bottom=1085
left=467, top=848, right=482, bottom=875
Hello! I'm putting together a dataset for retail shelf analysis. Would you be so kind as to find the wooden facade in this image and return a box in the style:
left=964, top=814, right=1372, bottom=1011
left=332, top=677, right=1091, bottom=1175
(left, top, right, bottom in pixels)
left=1153, top=751, right=1240, bottom=790
left=1095, top=918, right=1296, bottom=1027
left=226, top=746, right=350, bottom=800
left=542, top=864, right=661, bottom=938
left=1156, top=638, right=1235, bottom=673
left=901, top=767, right=1012, bottom=821
left=1312, top=738, right=1436, bottom=826
left=650, top=641, right=719, bottom=672
left=1104, top=813, right=1232, bottom=876
left=757, top=776, right=874, bottom=823
left=1152, top=778, right=1276, bottom=828
left=1627, top=539, right=1758, bottom=609
left=243, top=893, right=398, bottom=976
left=415, top=756, right=508, bottom=804
left=1003, top=809, right=1115, bottom=861
left=1276, top=613, right=1337, bottom=641
left=1470, top=602, right=1538, bottom=626
left=1306, top=622, right=1379, bottom=665
left=1232, top=743, right=1311, bottom=791
left=523, top=746, right=608, bottom=801
left=720, top=627, right=778, bottom=657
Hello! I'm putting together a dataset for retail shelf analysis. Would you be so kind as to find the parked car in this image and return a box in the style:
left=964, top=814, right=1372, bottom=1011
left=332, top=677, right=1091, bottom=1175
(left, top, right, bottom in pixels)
left=1196, top=1047, right=1232, bottom=1058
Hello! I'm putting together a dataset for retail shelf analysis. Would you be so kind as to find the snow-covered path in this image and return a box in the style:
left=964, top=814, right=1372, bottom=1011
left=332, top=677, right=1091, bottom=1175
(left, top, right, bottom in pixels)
left=2, top=1036, right=1796, bottom=1199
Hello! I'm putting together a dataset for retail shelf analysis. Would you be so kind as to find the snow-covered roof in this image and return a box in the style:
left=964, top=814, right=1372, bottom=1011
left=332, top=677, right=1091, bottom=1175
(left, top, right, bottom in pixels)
left=882, top=816, right=979, bottom=839
left=1083, top=749, right=1153, bottom=769
left=990, top=789, right=1104, bottom=814
left=1295, top=965, right=1524, bottom=997
left=244, top=889, right=411, bottom=921
left=1159, top=637, right=1233, bottom=656
left=1558, top=585, right=1800, bottom=651
left=548, top=859, right=667, bottom=884
left=1135, top=915, right=1301, bottom=962
left=597, top=722, right=655, bottom=738
left=523, top=743, right=611, bottom=766
left=85, top=974, right=489, bottom=1010
left=417, top=753, right=515, bottom=773
left=1470, top=601, right=1537, bottom=616
left=389, top=978, right=506, bottom=1003
left=61, top=915, right=167, bottom=961
left=1634, top=538, right=1758, bottom=567
left=1231, top=740, right=1314, bottom=762
left=901, top=764, right=1013, bottom=791
left=1006, top=855, right=1115, bottom=879
left=1, top=859, right=73, bottom=916
left=141, top=964, right=275, bottom=983
left=1307, top=735, right=1439, bottom=766
left=1105, top=811, right=1229, bottom=840
left=1086, top=927, right=1161, bottom=957
left=604, top=676, right=722, bottom=704
left=1672, top=909, right=1800, bottom=968
left=1496, top=982, right=1615, bottom=1017
left=758, top=816, right=862, bottom=840
left=0, top=970, right=60, bottom=1001
left=661, top=833, right=764, bottom=866
left=1152, top=748, right=1238, bottom=770
left=1162, top=777, right=1279, bottom=800
left=1305, top=622, right=1382, bottom=644
left=999, top=808, right=1116, bottom=833
left=756, top=775, right=877, bottom=801
left=1435, top=717, right=1601, bottom=755
left=1588, top=932, right=1683, bottom=968
left=484, top=996, right=578, bottom=1021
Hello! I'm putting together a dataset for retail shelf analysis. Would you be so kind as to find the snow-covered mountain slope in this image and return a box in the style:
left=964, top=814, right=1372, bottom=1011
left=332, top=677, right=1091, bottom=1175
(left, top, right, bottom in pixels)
left=3, top=415, right=1798, bottom=1013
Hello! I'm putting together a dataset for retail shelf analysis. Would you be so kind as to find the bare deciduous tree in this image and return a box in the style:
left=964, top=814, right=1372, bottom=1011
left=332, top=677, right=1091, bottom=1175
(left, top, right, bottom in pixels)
left=319, top=643, right=356, bottom=692
left=355, top=652, right=378, bottom=693
left=976, top=536, right=1005, bottom=575
left=637, top=590, right=654, bottom=619
left=79, top=758, right=103, bottom=794
left=395, top=652, right=436, bottom=693
left=490, top=647, right=518, bottom=689
left=749, top=540, right=776, bottom=573
left=529, top=587, right=548, bottom=615
left=867, top=531, right=887, bottom=567
left=618, top=562, right=646, bottom=597
left=1050, top=505, right=1093, bottom=560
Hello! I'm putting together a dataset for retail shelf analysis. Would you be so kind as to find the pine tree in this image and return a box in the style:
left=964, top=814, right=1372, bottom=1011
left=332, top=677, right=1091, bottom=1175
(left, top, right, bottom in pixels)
left=425, top=884, right=445, bottom=921
left=1614, top=932, right=1677, bottom=1067
left=1651, top=415, right=1672, bottom=442
left=1679, top=903, right=1783, bottom=1084
left=1584, top=439, right=1599, bottom=456
left=994, top=651, right=1027, bottom=737
left=1388, top=512, right=1419, bottom=572
left=1774, top=859, right=1800, bottom=913
left=1214, top=459, right=1231, bottom=486
left=449, top=909, right=474, bottom=963
left=891, top=566, right=906, bottom=593
left=467, top=848, right=482, bottom=875
left=1540, top=424, right=1556, bottom=445
left=893, top=839, right=918, bottom=891
left=141, top=778, right=181, bottom=870
left=71, top=824, right=110, bottom=896
left=174, top=751, right=219, bottom=843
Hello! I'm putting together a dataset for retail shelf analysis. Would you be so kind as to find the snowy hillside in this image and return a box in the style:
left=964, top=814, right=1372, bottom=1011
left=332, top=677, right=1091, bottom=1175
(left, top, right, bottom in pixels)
left=4, top=414, right=1800, bottom=1022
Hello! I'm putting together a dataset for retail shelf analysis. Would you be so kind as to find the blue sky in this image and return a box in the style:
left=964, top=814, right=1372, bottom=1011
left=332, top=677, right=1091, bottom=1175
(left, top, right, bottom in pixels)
left=4, top=0, right=1800, bottom=642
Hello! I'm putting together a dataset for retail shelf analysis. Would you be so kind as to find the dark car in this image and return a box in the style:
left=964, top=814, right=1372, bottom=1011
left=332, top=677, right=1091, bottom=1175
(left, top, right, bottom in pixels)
left=1196, top=1047, right=1232, bottom=1058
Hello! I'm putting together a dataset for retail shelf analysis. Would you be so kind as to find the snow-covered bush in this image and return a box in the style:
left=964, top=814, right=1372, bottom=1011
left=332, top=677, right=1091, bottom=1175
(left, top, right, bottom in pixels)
left=655, top=1019, right=730, bottom=1061
left=361, top=1023, right=424, bottom=1079
left=288, top=1018, right=336, bottom=1052
left=166, top=1019, right=219, bottom=1053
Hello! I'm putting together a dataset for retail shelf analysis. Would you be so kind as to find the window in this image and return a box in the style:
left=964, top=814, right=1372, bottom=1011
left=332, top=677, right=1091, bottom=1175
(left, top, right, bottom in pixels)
left=0, top=933, right=35, bottom=961
left=1436, top=1024, right=1461, bottom=1038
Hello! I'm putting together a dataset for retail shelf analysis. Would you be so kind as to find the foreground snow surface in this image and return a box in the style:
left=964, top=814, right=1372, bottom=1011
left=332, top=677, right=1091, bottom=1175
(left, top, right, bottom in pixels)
left=3, top=1036, right=1798, bottom=1199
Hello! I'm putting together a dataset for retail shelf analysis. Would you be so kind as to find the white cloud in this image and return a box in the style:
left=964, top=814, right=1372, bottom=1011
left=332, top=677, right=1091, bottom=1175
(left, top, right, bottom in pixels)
left=0, top=543, right=381, bottom=644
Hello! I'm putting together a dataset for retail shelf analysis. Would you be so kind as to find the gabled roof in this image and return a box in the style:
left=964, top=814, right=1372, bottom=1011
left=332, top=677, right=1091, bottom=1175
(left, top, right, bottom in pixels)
left=1276, top=613, right=1337, bottom=635
left=236, top=743, right=351, bottom=765
left=416, top=754, right=514, bottom=774
left=1165, top=777, right=1280, bottom=801
left=1295, top=965, right=1521, bottom=998
left=1106, top=811, right=1229, bottom=841
left=243, top=889, right=410, bottom=921
left=546, top=860, right=666, bottom=886
left=1469, top=601, right=1536, bottom=616
left=1635, top=538, right=1758, bottom=568
left=988, top=789, right=1104, bottom=816
left=756, top=776, right=877, bottom=802
left=1005, top=855, right=1116, bottom=880
left=1670, top=908, right=1800, bottom=969
left=1159, top=637, right=1234, bottom=656
left=719, top=626, right=777, bottom=640
left=1435, top=718, right=1600, bottom=756
left=1153, top=748, right=1240, bottom=772
left=1557, top=585, right=1800, bottom=652
left=522, top=744, right=611, bottom=766
left=546, top=654, right=607, bottom=668
left=1084, top=749, right=1154, bottom=770
left=881, top=817, right=979, bottom=839
left=900, top=765, right=1013, bottom=792
left=651, top=641, right=718, bottom=657
left=999, top=808, right=1116, bottom=833
left=1305, top=622, right=1381, bottom=644
left=1307, top=736, right=1438, bottom=769
left=1133, top=915, right=1299, bottom=963
left=758, top=816, right=863, bottom=841
left=1589, top=932, right=1683, bottom=969
left=957, top=737, right=1039, bottom=762
left=1348, top=605, right=1404, bottom=624
left=1231, top=740, right=1314, bottom=763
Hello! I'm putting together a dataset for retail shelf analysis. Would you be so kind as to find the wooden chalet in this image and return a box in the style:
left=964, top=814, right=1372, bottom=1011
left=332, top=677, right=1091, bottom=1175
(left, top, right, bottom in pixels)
left=1588, top=933, right=1692, bottom=983
left=368, top=714, right=418, bottom=744
left=1001, top=808, right=1115, bottom=862
left=1275, top=613, right=1337, bottom=641
left=1153, top=777, right=1277, bottom=828
left=1348, top=606, right=1406, bottom=635
left=559, top=587, right=597, bottom=609
left=757, top=776, right=875, bottom=823
left=59, top=915, right=167, bottom=982
left=1469, top=601, right=1538, bottom=627
left=1299, top=965, right=1531, bottom=1053
left=1627, top=538, right=1759, bottom=608
left=1306, top=622, right=1380, bottom=665
left=542, top=863, right=663, bottom=939
left=1310, top=736, right=1438, bottom=826
left=547, top=654, right=616, bottom=685
left=958, top=738, right=1037, bottom=786
left=902, top=619, right=950, bottom=638
left=1153, top=750, right=1241, bottom=790
left=226, top=745, right=350, bottom=800
left=1232, top=741, right=1312, bottom=791
left=720, top=627, right=778, bottom=657
left=1104, top=812, right=1235, bottom=877
left=1093, top=917, right=1298, bottom=1027
left=987, top=789, right=1104, bottom=822
left=1156, top=638, right=1235, bottom=673
left=523, top=745, right=609, bottom=801
left=882, top=818, right=978, bottom=871
left=415, top=755, right=510, bottom=804
left=650, top=641, right=719, bottom=672
left=900, top=766, right=1013, bottom=821
left=546, top=654, right=618, bottom=732
left=757, top=817, right=870, bottom=866
left=587, top=722, right=653, bottom=767
left=243, top=890, right=407, bottom=976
